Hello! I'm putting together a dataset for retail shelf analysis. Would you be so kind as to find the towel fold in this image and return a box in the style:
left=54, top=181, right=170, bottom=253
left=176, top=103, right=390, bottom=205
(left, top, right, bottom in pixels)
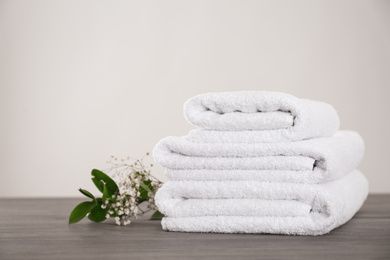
left=184, top=91, right=340, bottom=142
left=156, top=170, right=368, bottom=235
left=154, top=91, right=367, bottom=236
left=153, top=131, right=364, bottom=183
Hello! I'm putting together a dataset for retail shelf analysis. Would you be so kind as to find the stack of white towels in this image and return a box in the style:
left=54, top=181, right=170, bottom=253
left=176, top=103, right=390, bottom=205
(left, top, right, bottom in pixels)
left=153, top=91, right=368, bottom=235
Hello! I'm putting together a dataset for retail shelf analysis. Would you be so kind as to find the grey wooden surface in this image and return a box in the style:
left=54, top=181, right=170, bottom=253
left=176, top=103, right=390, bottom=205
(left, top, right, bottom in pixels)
left=1, top=195, right=389, bottom=260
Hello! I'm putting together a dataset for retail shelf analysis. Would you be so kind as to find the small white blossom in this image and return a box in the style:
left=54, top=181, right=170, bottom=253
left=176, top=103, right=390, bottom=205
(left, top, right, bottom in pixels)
left=100, top=152, right=163, bottom=226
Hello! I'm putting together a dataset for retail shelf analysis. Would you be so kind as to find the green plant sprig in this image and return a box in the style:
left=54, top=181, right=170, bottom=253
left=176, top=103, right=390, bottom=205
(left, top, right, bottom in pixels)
left=69, top=156, right=164, bottom=225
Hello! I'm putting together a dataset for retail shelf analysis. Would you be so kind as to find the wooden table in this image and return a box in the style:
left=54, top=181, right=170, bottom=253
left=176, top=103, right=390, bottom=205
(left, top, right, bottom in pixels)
left=1, top=195, right=389, bottom=259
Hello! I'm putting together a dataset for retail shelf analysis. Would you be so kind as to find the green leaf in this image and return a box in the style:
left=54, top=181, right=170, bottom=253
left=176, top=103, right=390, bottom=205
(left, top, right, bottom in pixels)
left=91, top=169, right=119, bottom=196
left=139, top=181, right=153, bottom=199
left=78, top=188, right=95, bottom=201
left=88, top=201, right=109, bottom=222
left=102, top=181, right=110, bottom=202
left=69, top=201, right=96, bottom=224
left=92, top=177, right=103, bottom=193
left=150, top=210, right=164, bottom=220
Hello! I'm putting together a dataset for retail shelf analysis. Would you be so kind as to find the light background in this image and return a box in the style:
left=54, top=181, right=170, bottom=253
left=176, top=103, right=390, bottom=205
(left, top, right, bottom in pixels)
left=1, top=0, right=389, bottom=197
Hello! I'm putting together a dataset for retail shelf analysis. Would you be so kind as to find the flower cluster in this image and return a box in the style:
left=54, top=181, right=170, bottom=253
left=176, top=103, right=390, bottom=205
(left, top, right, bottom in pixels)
left=102, top=153, right=163, bottom=225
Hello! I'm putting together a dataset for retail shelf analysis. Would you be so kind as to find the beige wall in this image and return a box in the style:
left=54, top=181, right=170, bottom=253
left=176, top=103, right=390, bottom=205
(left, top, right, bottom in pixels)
left=1, top=0, right=389, bottom=197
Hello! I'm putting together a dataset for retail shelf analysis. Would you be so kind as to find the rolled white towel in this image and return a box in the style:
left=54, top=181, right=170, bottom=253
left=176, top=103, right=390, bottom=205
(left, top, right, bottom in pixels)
left=184, top=91, right=340, bottom=142
left=153, top=131, right=364, bottom=183
left=155, top=170, right=368, bottom=235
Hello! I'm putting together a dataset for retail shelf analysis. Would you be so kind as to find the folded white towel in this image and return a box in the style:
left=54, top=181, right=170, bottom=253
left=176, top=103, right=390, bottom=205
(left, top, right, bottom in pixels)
left=155, top=170, right=368, bottom=235
left=153, top=131, right=364, bottom=183
left=164, top=169, right=339, bottom=184
left=184, top=91, right=340, bottom=142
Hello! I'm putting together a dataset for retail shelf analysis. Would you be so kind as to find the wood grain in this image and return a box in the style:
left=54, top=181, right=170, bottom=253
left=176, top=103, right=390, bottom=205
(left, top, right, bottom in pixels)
left=1, top=195, right=389, bottom=260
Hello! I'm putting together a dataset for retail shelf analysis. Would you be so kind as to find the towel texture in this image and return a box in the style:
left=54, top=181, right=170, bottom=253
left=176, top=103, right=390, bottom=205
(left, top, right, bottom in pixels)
left=153, top=131, right=364, bottom=183
left=154, top=91, right=367, bottom=235
left=156, top=170, right=368, bottom=235
left=184, top=91, right=340, bottom=142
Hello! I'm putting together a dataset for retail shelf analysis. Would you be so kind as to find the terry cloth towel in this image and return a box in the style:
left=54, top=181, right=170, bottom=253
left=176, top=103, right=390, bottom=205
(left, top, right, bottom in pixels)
left=155, top=170, right=368, bottom=235
left=184, top=91, right=340, bottom=143
left=153, top=131, right=364, bottom=183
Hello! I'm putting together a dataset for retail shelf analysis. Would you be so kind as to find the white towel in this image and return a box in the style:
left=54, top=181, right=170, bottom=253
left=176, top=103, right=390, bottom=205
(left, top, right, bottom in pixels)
left=155, top=170, right=368, bottom=235
left=153, top=131, right=364, bottom=183
left=184, top=91, right=340, bottom=143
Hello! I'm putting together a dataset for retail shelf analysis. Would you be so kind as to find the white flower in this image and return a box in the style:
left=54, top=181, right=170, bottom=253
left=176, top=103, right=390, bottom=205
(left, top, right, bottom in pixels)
left=102, top=153, right=163, bottom=226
